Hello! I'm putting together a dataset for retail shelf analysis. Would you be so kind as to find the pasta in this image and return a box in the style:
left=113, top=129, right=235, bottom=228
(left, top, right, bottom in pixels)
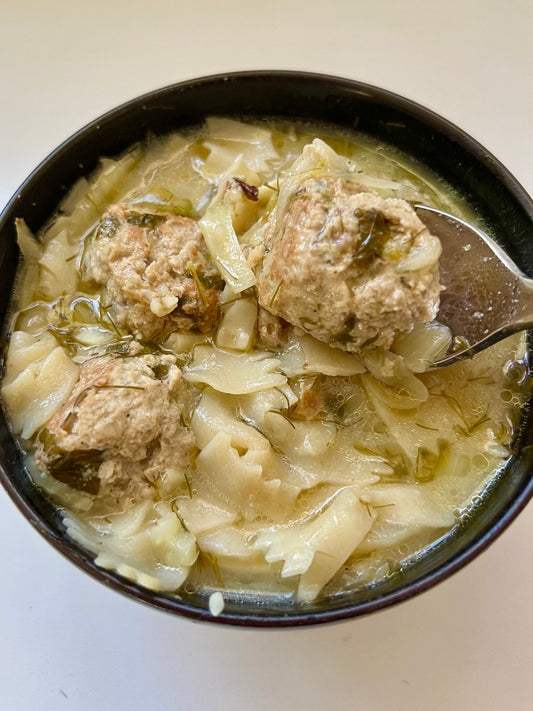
left=1, top=118, right=529, bottom=607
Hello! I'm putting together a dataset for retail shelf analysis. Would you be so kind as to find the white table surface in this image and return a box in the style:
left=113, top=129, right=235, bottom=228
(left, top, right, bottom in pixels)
left=1, top=2, right=532, bottom=709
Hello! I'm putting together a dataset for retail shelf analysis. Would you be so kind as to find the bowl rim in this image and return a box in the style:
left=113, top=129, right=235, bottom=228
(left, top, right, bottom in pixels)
left=1, top=69, right=533, bottom=627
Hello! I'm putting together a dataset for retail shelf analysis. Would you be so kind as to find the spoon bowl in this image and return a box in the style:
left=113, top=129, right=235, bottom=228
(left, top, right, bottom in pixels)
left=415, top=205, right=533, bottom=367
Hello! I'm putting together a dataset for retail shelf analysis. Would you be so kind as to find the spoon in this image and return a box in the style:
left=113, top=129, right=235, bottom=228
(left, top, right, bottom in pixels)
left=414, top=205, right=533, bottom=368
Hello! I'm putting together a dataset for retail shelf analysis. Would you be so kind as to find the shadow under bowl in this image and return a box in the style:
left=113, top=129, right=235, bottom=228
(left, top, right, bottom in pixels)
left=1, top=71, right=533, bottom=626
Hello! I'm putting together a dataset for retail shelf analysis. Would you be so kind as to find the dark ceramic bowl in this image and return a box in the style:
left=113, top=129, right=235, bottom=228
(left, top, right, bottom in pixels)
left=1, top=71, right=533, bottom=627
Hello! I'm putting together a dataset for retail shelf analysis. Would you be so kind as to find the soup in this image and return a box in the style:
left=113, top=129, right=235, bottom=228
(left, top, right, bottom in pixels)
left=1, top=119, right=528, bottom=607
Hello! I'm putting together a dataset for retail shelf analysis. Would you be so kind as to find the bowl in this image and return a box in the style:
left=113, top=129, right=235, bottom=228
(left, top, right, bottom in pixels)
left=1, top=70, right=533, bottom=627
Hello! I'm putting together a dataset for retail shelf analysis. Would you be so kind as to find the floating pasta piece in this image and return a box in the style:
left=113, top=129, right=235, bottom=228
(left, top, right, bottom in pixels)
left=216, top=298, right=257, bottom=351
left=43, top=148, right=142, bottom=247
left=392, top=321, right=452, bottom=372
left=65, top=502, right=197, bottom=592
left=198, top=527, right=256, bottom=561
left=284, top=137, right=352, bottom=178
left=148, top=509, right=198, bottom=568
left=38, top=229, right=79, bottom=299
left=195, top=429, right=298, bottom=521
left=204, top=153, right=271, bottom=236
left=240, top=388, right=337, bottom=457
left=199, top=205, right=256, bottom=292
left=2, top=337, right=79, bottom=439
left=15, top=218, right=42, bottom=263
left=191, top=389, right=272, bottom=453
left=164, top=332, right=210, bottom=356
left=177, top=497, right=239, bottom=537
left=361, top=349, right=429, bottom=411
left=191, top=392, right=299, bottom=520
left=2, top=330, right=57, bottom=384
left=253, top=488, right=376, bottom=602
left=184, top=345, right=286, bottom=394
left=278, top=333, right=365, bottom=377
left=202, top=118, right=279, bottom=175
left=358, top=483, right=456, bottom=553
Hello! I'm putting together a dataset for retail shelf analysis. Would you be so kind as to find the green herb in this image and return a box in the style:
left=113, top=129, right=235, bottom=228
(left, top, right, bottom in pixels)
left=353, top=443, right=383, bottom=459
left=39, top=430, right=102, bottom=494
left=453, top=335, right=473, bottom=357
left=141, top=475, right=157, bottom=489
left=236, top=409, right=285, bottom=456
left=466, top=374, right=496, bottom=385
left=269, top=279, right=283, bottom=308
left=94, top=384, right=146, bottom=392
left=187, top=261, right=208, bottom=307
left=415, top=446, right=439, bottom=482
left=125, top=212, right=166, bottom=229
left=171, top=503, right=188, bottom=531
left=454, top=410, right=490, bottom=437
left=414, top=439, right=449, bottom=482
left=415, top=422, right=439, bottom=431
left=184, top=461, right=194, bottom=498
left=270, top=410, right=296, bottom=429
left=196, top=551, right=224, bottom=587
left=433, top=392, right=468, bottom=428
left=99, top=303, right=122, bottom=338
left=150, top=363, right=171, bottom=381
left=358, top=334, right=380, bottom=348
left=60, top=410, right=78, bottom=434
left=352, top=208, right=391, bottom=269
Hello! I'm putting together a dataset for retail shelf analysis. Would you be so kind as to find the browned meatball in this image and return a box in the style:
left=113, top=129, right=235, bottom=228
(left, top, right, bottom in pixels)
left=84, top=204, right=224, bottom=340
left=256, top=176, right=441, bottom=352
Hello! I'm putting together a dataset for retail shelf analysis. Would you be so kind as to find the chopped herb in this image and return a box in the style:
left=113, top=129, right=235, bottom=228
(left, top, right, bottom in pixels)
left=186, top=261, right=208, bottom=307
left=453, top=335, right=473, bottom=357
left=141, top=475, right=157, bottom=489
left=414, top=439, right=449, bottom=482
left=352, top=208, right=391, bottom=269
left=184, top=467, right=193, bottom=498
left=433, top=392, right=467, bottom=427
left=415, top=422, right=439, bottom=431
left=270, top=410, right=296, bottom=429
left=94, top=384, right=146, bottom=392
left=150, top=363, right=170, bottom=380
left=270, top=279, right=283, bottom=308
left=60, top=410, right=78, bottom=434
left=454, top=410, right=490, bottom=437
left=38, top=430, right=102, bottom=494
left=196, top=551, right=224, bottom=587
left=125, top=212, right=166, bottom=229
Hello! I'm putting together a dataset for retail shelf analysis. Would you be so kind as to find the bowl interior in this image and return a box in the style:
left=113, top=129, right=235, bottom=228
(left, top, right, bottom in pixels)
left=1, top=71, right=533, bottom=626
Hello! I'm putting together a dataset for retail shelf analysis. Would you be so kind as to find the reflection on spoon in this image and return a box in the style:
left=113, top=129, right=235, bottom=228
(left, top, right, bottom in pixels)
left=414, top=205, right=533, bottom=368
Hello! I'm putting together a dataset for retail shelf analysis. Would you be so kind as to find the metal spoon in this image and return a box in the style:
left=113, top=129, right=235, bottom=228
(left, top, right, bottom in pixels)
left=414, top=205, right=533, bottom=368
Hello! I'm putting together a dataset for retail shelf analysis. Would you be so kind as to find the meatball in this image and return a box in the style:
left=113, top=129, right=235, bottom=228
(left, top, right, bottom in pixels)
left=256, top=176, right=441, bottom=352
left=35, top=351, right=195, bottom=506
left=84, top=204, right=224, bottom=340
